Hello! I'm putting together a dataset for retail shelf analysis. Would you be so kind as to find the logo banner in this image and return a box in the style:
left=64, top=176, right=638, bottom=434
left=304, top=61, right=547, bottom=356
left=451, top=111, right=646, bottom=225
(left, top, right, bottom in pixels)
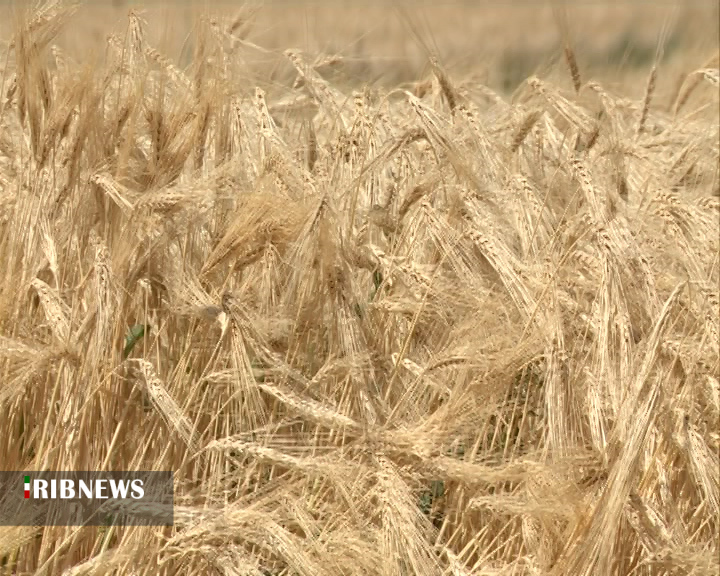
left=0, top=471, right=174, bottom=526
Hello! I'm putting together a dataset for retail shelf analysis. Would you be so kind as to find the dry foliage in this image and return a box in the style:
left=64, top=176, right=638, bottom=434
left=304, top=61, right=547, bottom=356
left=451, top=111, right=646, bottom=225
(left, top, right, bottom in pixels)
left=0, top=2, right=718, bottom=575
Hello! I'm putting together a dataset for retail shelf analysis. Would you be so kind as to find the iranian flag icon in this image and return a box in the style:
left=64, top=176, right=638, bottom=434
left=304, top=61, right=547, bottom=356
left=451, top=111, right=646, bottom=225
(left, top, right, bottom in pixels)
left=24, top=476, right=30, bottom=499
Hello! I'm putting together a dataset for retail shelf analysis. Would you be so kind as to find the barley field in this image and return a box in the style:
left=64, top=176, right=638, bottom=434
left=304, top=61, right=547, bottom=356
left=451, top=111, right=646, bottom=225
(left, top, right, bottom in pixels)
left=0, top=1, right=718, bottom=575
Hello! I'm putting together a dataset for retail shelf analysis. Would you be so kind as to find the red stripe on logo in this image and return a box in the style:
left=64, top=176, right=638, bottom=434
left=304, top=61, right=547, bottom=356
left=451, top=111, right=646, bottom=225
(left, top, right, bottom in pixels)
left=24, top=490, right=30, bottom=499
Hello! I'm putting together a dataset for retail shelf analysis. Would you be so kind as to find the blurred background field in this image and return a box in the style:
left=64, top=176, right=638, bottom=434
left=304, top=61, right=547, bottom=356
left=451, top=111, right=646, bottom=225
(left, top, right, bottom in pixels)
left=2, top=0, right=718, bottom=98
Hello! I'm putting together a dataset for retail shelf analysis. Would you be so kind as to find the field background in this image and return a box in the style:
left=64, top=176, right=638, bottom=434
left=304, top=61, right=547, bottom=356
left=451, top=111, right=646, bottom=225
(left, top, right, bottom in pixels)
left=3, top=1, right=719, bottom=93
left=0, top=1, right=718, bottom=575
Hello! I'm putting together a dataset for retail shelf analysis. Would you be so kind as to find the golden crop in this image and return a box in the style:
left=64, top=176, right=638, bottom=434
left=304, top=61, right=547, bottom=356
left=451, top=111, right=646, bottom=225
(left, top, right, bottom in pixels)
left=0, top=2, right=717, bottom=574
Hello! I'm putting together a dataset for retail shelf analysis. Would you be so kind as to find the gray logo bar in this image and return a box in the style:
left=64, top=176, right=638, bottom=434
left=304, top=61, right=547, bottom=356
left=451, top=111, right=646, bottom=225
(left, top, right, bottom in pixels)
left=0, top=471, right=174, bottom=526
